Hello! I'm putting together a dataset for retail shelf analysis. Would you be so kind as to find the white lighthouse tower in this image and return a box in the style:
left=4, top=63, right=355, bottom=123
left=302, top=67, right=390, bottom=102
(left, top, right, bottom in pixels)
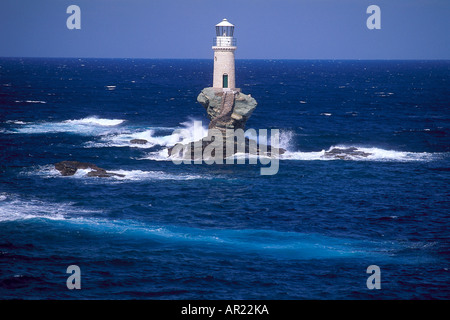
left=212, top=19, right=237, bottom=90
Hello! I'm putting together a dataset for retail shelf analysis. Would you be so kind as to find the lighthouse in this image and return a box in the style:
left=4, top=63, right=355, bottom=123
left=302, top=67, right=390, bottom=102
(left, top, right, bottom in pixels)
left=169, top=18, right=264, bottom=161
left=212, top=19, right=237, bottom=90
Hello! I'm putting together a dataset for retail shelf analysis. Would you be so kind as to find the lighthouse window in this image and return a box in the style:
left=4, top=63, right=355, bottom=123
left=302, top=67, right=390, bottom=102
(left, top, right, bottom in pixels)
left=223, top=74, right=228, bottom=88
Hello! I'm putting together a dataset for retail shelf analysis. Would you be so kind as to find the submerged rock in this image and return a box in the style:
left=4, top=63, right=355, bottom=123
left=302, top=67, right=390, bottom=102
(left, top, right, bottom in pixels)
left=167, top=135, right=285, bottom=160
left=323, top=147, right=372, bottom=160
left=54, top=161, right=125, bottom=178
left=130, top=139, right=148, bottom=145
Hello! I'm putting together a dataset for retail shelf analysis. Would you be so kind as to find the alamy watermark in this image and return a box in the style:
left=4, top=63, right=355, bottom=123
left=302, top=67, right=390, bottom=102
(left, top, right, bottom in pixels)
left=66, top=265, right=81, bottom=289
left=168, top=121, right=280, bottom=176
left=366, top=5, right=381, bottom=30
left=66, top=5, right=380, bottom=31
left=366, top=265, right=381, bottom=289
left=66, top=5, right=81, bottom=30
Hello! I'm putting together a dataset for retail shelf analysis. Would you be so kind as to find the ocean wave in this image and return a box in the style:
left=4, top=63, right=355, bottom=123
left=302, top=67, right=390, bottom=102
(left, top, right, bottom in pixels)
left=25, top=165, right=210, bottom=181
left=84, top=129, right=177, bottom=149
left=84, top=118, right=208, bottom=149
left=4, top=120, right=29, bottom=125
left=0, top=193, right=97, bottom=222
left=0, top=195, right=372, bottom=259
left=0, top=194, right=433, bottom=261
left=9, top=116, right=125, bottom=135
left=107, top=169, right=210, bottom=181
left=280, top=145, right=438, bottom=162
left=138, top=126, right=438, bottom=163
left=143, top=144, right=439, bottom=163
left=0, top=201, right=404, bottom=261
left=64, top=117, right=125, bottom=126
left=141, top=149, right=172, bottom=161
left=6, top=114, right=440, bottom=163
left=14, top=100, right=47, bottom=104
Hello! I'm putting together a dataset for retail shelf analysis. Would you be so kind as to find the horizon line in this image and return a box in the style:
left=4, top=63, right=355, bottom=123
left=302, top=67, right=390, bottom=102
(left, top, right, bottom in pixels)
left=1, top=56, right=449, bottom=61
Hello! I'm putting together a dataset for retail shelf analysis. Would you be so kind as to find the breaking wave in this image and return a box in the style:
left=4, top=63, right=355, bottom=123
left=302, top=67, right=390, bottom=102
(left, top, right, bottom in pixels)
left=25, top=165, right=211, bottom=181
left=107, top=169, right=211, bottom=181
left=0, top=193, right=98, bottom=222
left=64, top=117, right=125, bottom=126
left=7, top=116, right=441, bottom=163
left=0, top=194, right=386, bottom=260
left=84, top=118, right=209, bottom=149
left=14, top=100, right=47, bottom=104
left=9, top=116, right=125, bottom=135
left=0, top=194, right=436, bottom=262
left=281, top=145, right=439, bottom=162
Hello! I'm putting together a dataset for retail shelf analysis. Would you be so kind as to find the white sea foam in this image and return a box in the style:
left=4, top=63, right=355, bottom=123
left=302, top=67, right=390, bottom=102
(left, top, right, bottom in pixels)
left=0, top=201, right=389, bottom=260
left=108, top=169, right=209, bottom=181
left=281, top=145, right=437, bottom=162
left=86, top=129, right=174, bottom=149
left=280, top=150, right=328, bottom=161
left=15, top=100, right=47, bottom=104
left=0, top=193, right=421, bottom=260
left=26, top=165, right=209, bottom=181
left=64, top=117, right=125, bottom=126
left=278, top=130, right=295, bottom=151
left=25, top=165, right=61, bottom=178
left=11, top=116, right=125, bottom=135
left=22, top=165, right=97, bottom=180
left=140, top=149, right=171, bottom=161
left=72, top=168, right=94, bottom=177
left=0, top=194, right=355, bottom=257
left=142, top=127, right=294, bottom=162
left=86, top=118, right=208, bottom=149
left=0, top=194, right=96, bottom=222
left=162, top=118, right=209, bottom=145
left=375, top=92, right=395, bottom=97
left=141, top=126, right=437, bottom=163
left=4, top=120, right=28, bottom=124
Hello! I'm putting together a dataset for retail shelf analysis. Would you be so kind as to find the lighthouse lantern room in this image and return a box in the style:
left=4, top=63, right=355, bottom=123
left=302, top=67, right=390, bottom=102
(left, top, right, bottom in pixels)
left=212, top=19, right=237, bottom=90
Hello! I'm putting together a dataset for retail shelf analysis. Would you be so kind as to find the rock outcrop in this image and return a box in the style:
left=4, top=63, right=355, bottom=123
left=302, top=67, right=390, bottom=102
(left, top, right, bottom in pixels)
left=168, top=136, right=283, bottom=159
left=130, top=139, right=148, bottom=145
left=167, top=87, right=284, bottom=159
left=323, top=147, right=371, bottom=160
left=197, top=87, right=257, bottom=132
left=54, top=161, right=124, bottom=178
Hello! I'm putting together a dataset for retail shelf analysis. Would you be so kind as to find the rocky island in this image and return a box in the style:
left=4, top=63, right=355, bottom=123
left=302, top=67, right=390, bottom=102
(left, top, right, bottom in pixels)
left=167, top=88, right=285, bottom=160
left=54, top=161, right=124, bottom=178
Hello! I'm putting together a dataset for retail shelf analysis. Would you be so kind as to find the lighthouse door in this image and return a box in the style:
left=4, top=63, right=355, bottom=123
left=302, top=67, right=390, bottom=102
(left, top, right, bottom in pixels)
left=222, top=74, right=228, bottom=88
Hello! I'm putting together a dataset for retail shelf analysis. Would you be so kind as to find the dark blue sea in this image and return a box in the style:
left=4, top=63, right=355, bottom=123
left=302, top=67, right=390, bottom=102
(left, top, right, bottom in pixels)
left=0, top=58, right=449, bottom=300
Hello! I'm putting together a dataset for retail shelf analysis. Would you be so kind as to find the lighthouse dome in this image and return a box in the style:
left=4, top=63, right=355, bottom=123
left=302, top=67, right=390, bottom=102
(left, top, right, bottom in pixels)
left=215, top=19, right=234, bottom=27
left=215, top=18, right=234, bottom=37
